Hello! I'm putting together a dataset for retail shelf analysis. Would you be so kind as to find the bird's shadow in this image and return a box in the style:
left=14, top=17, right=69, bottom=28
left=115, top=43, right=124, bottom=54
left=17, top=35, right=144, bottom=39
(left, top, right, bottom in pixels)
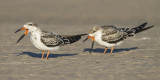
left=16, top=52, right=78, bottom=58
left=83, top=47, right=139, bottom=53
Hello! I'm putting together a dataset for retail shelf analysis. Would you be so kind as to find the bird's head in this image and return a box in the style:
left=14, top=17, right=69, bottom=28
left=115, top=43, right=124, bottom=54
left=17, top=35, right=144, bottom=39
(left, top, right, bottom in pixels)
left=83, top=25, right=101, bottom=54
left=15, top=22, right=38, bottom=43
left=83, top=25, right=101, bottom=42
left=89, top=25, right=101, bottom=37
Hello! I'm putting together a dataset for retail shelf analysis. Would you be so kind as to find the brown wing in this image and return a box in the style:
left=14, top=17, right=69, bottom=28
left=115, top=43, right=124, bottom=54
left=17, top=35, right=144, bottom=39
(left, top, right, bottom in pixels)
left=41, top=31, right=87, bottom=47
left=101, top=25, right=127, bottom=43
left=40, top=31, right=65, bottom=47
left=60, top=34, right=87, bottom=44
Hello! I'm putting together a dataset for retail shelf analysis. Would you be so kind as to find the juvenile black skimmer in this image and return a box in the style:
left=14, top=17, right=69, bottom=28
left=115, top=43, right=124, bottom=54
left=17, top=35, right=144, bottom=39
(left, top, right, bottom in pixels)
left=15, top=22, right=87, bottom=60
left=83, top=22, right=154, bottom=54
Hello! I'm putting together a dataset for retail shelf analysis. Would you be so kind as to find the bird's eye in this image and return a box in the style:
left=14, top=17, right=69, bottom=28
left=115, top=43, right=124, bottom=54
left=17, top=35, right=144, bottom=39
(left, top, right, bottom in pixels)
left=28, top=24, right=32, bottom=26
left=93, top=31, right=96, bottom=33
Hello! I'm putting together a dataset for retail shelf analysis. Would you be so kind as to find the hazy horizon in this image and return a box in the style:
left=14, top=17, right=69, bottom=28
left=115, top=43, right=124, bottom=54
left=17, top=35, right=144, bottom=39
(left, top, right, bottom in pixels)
left=0, top=0, right=159, bottom=25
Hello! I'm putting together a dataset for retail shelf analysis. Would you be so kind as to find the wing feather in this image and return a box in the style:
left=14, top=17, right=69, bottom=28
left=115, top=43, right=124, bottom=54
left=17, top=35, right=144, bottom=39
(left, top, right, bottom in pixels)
left=101, top=25, right=127, bottom=43
left=40, top=31, right=64, bottom=47
left=41, top=31, right=86, bottom=47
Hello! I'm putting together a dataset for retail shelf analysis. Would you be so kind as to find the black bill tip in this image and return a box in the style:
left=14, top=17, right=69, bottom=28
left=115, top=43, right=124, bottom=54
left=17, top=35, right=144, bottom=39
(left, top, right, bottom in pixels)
left=83, top=37, right=88, bottom=42
left=89, top=41, right=94, bottom=54
left=16, top=34, right=25, bottom=43
left=15, top=28, right=22, bottom=33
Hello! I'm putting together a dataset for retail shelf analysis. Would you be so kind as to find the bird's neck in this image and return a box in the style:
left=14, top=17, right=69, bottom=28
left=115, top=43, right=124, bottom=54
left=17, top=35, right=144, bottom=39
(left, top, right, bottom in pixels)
left=30, top=28, right=42, bottom=37
left=95, top=30, right=102, bottom=41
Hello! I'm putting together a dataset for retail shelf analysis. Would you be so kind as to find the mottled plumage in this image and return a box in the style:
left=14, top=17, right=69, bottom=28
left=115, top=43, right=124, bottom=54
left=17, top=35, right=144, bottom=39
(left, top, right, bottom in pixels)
left=85, top=22, right=154, bottom=54
left=101, top=25, right=127, bottom=43
left=15, top=22, right=87, bottom=60
left=40, top=31, right=86, bottom=47
left=40, top=31, right=65, bottom=47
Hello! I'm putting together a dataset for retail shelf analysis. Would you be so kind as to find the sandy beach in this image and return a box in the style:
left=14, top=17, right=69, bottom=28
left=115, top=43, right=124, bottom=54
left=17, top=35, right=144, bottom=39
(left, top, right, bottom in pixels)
left=0, top=0, right=160, bottom=80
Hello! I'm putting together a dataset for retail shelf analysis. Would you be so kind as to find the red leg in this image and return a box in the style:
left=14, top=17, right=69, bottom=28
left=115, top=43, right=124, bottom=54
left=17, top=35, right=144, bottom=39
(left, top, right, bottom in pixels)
left=46, top=50, right=50, bottom=60
left=110, top=47, right=114, bottom=55
left=41, top=51, right=45, bottom=59
left=104, top=47, right=108, bottom=54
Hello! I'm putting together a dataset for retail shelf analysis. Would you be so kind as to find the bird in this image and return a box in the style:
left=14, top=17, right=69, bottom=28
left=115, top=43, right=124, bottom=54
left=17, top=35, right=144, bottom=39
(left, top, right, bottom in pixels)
left=83, top=22, right=154, bottom=54
left=15, top=22, right=87, bottom=60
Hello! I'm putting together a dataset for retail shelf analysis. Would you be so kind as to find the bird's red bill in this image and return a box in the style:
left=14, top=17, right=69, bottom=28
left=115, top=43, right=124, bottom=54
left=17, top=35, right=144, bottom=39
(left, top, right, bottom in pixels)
left=15, top=27, right=28, bottom=43
left=83, top=36, right=95, bottom=54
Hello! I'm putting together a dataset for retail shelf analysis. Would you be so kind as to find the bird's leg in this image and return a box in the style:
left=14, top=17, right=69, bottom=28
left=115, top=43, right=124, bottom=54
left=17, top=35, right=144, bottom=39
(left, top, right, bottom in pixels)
left=41, top=50, right=45, bottom=59
left=104, top=47, right=108, bottom=54
left=110, top=47, right=114, bottom=55
left=46, top=50, right=50, bottom=60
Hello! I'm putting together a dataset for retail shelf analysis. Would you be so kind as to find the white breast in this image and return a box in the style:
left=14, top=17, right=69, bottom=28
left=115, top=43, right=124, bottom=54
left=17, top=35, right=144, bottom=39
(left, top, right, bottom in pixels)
left=30, top=30, right=59, bottom=51
left=94, top=31, right=123, bottom=47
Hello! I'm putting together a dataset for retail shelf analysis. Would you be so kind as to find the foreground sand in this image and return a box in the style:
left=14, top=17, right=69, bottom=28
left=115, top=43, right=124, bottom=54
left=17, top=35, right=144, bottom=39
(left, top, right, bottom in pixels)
left=0, top=23, right=159, bottom=80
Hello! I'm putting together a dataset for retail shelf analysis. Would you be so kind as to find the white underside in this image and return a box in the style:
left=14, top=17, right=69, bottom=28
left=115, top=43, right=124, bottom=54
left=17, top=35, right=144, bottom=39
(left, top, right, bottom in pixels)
left=95, top=36, right=123, bottom=47
left=30, top=30, right=59, bottom=51
left=90, top=31, right=123, bottom=47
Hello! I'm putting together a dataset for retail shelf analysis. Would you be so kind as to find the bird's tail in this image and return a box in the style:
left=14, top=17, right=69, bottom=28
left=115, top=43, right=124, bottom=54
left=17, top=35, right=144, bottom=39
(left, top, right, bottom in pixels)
left=60, top=34, right=87, bottom=44
left=119, top=22, right=154, bottom=37
left=133, top=25, right=154, bottom=34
